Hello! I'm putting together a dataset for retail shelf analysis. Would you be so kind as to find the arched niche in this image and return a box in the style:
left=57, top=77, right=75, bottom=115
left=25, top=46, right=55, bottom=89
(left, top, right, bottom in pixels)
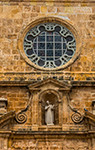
left=28, top=78, right=71, bottom=128
left=39, top=89, right=62, bottom=125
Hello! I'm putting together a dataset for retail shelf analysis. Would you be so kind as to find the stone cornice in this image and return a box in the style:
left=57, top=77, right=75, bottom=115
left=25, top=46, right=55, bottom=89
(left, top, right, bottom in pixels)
left=0, top=111, right=15, bottom=126
left=0, top=72, right=94, bottom=86
left=0, top=0, right=95, bottom=3
left=84, top=111, right=95, bottom=124
left=28, top=78, right=71, bottom=91
left=10, top=130, right=95, bottom=139
left=0, top=80, right=95, bottom=87
left=0, top=72, right=95, bottom=74
left=0, top=72, right=94, bottom=83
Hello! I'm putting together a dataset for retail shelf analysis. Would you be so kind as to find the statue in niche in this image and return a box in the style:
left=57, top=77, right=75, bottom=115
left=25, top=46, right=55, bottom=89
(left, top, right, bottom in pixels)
left=45, top=101, right=54, bottom=125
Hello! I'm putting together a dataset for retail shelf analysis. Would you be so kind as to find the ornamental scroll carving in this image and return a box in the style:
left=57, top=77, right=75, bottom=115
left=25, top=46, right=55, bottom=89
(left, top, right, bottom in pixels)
left=71, top=112, right=84, bottom=124
left=15, top=112, right=27, bottom=124
left=15, top=95, right=32, bottom=124
left=67, top=93, right=84, bottom=124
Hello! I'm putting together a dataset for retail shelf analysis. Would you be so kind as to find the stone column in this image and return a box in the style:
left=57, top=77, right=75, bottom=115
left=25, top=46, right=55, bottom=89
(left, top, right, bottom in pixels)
left=62, top=92, right=69, bottom=131
left=31, top=92, right=39, bottom=131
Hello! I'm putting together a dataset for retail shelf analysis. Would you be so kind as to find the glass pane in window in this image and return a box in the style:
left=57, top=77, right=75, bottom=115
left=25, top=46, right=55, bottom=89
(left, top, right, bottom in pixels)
left=55, top=43, right=62, bottom=49
left=38, top=50, right=45, bottom=56
left=55, top=36, right=61, bottom=42
left=55, top=50, right=62, bottom=56
left=38, top=36, right=45, bottom=42
left=63, top=43, right=67, bottom=49
left=47, top=36, right=53, bottom=42
left=47, top=43, right=53, bottom=49
left=38, top=43, right=45, bottom=49
left=47, top=50, right=53, bottom=56
left=33, top=43, right=37, bottom=49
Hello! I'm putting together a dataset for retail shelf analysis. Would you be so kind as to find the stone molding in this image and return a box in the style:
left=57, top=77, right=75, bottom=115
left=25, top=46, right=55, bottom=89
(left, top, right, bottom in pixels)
left=0, top=111, right=15, bottom=130
left=11, top=131, right=95, bottom=138
left=28, top=78, right=72, bottom=92
left=0, top=80, right=94, bottom=87
left=84, top=111, right=95, bottom=126
left=0, top=72, right=94, bottom=86
left=1, top=0, right=95, bottom=3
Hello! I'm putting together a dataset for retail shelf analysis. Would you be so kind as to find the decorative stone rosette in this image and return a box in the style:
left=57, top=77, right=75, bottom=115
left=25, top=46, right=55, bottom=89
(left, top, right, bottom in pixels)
left=15, top=112, right=27, bottom=124
left=71, top=112, right=84, bottom=124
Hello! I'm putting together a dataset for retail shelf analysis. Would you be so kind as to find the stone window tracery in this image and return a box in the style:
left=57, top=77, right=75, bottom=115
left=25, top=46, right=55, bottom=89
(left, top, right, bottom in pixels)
left=23, top=22, right=76, bottom=69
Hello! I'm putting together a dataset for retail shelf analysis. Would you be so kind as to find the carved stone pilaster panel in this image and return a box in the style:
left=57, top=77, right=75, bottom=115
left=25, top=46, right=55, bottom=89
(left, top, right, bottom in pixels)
left=0, top=138, right=8, bottom=150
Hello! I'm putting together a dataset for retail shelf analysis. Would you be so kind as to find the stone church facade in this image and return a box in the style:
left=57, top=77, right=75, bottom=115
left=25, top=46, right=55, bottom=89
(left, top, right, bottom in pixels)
left=0, top=0, right=95, bottom=149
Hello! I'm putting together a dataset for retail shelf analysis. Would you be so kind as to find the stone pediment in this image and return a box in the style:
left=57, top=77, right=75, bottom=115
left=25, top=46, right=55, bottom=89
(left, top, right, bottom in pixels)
left=28, top=78, right=72, bottom=91
left=0, top=111, right=15, bottom=130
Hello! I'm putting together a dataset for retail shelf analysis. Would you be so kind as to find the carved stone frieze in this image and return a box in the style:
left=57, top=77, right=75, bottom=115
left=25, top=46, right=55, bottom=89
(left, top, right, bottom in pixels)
left=64, top=140, right=89, bottom=150
left=12, top=139, right=37, bottom=150
left=11, top=139, right=89, bottom=150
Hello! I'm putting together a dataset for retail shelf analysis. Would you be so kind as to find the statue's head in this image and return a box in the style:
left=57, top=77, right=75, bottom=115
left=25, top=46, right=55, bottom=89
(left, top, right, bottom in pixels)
left=46, top=101, right=49, bottom=105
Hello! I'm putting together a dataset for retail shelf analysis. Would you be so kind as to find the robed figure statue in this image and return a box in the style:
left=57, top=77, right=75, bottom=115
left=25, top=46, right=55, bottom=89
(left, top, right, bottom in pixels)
left=45, top=101, right=54, bottom=125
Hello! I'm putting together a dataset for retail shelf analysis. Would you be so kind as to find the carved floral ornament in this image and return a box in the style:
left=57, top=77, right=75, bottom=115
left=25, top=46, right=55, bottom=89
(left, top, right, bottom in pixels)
left=18, top=17, right=81, bottom=70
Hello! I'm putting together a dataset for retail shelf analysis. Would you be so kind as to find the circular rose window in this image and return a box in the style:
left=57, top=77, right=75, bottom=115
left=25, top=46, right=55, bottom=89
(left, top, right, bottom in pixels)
left=23, top=22, right=76, bottom=69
